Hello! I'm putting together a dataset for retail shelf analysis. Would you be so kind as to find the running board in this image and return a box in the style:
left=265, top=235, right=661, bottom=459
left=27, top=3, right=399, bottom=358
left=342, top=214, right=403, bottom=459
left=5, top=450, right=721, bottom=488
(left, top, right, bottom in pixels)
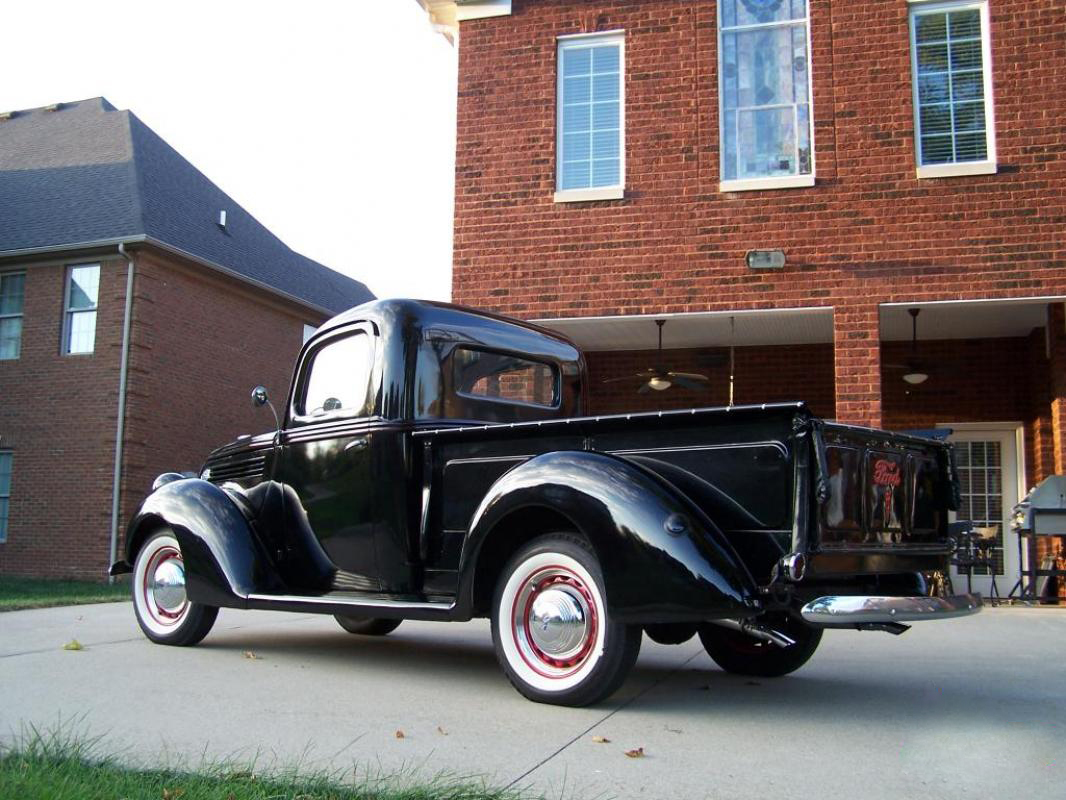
left=244, top=592, right=457, bottom=621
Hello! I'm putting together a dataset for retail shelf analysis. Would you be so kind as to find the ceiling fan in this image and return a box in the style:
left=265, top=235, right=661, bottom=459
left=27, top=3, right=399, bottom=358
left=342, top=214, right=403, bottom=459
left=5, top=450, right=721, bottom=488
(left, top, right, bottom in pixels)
left=603, top=319, right=711, bottom=393
left=884, top=308, right=929, bottom=385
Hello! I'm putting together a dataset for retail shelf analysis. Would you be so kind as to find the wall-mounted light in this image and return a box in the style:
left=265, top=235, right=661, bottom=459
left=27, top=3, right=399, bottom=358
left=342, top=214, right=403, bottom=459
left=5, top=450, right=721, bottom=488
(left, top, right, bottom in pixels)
left=746, top=249, right=785, bottom=270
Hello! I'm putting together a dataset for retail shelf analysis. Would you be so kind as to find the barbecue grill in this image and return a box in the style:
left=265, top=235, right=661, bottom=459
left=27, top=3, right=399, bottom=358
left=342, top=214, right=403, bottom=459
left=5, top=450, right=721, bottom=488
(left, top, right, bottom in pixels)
left=1010, top=475, right=1066, bottom=603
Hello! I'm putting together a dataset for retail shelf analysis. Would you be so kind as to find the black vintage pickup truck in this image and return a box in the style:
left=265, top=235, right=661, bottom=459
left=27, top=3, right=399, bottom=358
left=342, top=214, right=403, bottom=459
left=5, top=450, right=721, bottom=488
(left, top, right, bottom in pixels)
left=112, top=299, right=980, bottom=706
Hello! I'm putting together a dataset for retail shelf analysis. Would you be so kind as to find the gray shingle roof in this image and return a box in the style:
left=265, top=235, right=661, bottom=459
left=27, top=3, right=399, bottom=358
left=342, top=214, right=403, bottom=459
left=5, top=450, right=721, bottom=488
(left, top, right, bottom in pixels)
left=0, top=98, right=373, bottom=313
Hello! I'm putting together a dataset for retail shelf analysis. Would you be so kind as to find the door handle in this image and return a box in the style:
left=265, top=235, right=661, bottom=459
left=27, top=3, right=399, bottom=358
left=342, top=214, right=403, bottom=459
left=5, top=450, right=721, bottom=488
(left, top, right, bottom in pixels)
left=344, top=437, right=369, bottom=453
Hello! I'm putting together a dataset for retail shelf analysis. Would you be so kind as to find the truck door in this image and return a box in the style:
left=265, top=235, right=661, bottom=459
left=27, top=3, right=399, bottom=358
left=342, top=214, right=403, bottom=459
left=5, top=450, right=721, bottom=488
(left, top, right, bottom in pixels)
left=275, top=323, right=381, bottom=594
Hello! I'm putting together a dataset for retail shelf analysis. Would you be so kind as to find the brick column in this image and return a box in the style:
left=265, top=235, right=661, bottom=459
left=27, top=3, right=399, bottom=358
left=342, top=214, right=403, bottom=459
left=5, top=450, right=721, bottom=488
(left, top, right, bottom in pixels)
left=834, top=304, right=882, bottom=428
left=1049, top=303, right=1066, bottom=475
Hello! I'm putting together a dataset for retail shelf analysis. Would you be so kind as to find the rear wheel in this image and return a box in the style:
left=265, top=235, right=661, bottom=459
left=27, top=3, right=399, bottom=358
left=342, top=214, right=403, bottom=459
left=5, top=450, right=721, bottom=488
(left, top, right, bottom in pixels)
left=334, top=616, right=402, bottom=636
left=132, top=531, right=218, bottom=646
left=698, top=614, right=821, bottom=678
left=491, top=533, right=641, bottom=707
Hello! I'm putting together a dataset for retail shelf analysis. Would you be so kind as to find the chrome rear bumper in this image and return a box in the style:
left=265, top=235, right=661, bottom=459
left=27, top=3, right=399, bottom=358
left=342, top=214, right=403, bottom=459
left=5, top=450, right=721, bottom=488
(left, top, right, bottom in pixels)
left=800, top=593, right=982, bottom=625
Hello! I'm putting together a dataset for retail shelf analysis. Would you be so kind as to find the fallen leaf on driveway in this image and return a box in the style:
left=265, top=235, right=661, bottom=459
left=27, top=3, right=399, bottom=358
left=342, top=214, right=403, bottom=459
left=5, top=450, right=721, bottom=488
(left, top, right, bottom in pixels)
left=395, top=730, right=405, bottom=739
left=62, top=639, right=84, bottom=651
left=437, top=726, right=448, bottom=736
left=624, top=747, right=645, bottom=759
left=591, top=736, right=611, bottom=744
left=242, top=651, right=259, bottom=660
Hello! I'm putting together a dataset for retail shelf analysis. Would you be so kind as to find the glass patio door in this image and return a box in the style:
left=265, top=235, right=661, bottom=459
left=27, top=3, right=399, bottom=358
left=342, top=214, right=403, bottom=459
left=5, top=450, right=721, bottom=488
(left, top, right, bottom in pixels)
left=945, top=427, right=1022, bottom=598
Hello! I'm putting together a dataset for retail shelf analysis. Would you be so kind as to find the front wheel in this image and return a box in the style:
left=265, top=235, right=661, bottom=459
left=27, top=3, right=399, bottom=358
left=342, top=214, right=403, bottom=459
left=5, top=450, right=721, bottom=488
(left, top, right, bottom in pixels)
left=698, top=614, right=822, bottom=677
left=491, top=533, right=641, bottom=707
left=132, top=531, right=218, bottom=646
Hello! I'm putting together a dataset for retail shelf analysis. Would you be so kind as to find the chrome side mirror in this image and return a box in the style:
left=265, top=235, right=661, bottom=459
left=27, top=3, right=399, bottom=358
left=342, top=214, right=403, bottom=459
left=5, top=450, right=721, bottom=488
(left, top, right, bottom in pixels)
left=251, top=385, right=269, bottom=408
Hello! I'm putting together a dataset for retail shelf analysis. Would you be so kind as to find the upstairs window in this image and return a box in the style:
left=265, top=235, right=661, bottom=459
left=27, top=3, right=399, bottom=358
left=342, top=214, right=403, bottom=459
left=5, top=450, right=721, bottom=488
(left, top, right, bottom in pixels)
left=909, top=1, right=996, bottom=177
left=0, top=451, right=11, bottom=543
left=63, top=264, right=99, bottom=355
left=719, top=0, right=814, bottom=191
left=0, top=273, right=25, bottom=360
left=556, top=31, right=625, bottom=202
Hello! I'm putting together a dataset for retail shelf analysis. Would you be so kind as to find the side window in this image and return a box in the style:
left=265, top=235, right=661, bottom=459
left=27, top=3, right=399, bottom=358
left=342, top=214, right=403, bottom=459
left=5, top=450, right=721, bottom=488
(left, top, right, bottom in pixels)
left=63, top=264, right=100, bottom=355
left=909, top=0, right=995, bottom=177
left=718, top=0, right=814, bottom=191
left=0, top=272, right=25, bottom=360
left=298, top=332, right=374, bottom=418
left=0, top=451, right=11, bottom=543
left=454, top=348, right=559, bottom=408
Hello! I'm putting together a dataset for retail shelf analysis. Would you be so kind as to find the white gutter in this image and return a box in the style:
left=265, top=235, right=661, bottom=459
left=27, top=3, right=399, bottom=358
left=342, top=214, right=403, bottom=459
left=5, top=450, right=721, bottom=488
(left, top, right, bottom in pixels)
left=108, top=243, right=135, bottom=580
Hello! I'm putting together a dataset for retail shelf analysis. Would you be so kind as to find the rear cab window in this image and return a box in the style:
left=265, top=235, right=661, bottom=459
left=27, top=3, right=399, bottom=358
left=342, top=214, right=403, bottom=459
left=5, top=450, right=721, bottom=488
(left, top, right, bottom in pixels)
left=453, top=348, right=559, bottom=409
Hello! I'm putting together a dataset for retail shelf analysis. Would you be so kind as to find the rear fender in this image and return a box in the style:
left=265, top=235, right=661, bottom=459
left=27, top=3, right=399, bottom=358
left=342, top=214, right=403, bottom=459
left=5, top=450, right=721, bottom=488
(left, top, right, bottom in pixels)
left=459, top=451, right=760, bottom=623
left=125, top=478, right=282, bottom=607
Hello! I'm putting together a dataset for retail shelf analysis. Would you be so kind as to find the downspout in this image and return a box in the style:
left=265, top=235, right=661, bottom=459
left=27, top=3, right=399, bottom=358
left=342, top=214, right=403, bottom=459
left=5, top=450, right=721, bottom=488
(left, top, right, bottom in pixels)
left=108, top=244, right=136, bottom=581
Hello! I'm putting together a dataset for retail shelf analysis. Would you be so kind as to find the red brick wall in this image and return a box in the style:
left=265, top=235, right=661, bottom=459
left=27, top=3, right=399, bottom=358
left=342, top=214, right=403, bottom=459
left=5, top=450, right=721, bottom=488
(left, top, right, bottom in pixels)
left=0, top=246, right=326, bottom=580
left=452, top=0, right=1066, bottom=428
left=0, top=258, right=125, bottom=579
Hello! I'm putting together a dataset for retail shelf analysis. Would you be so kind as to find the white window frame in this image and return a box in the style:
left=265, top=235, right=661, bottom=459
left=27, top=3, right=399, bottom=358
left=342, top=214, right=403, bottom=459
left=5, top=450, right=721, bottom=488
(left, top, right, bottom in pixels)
left=62, top=263, right=100, bottom=355
left=0, top=271, right=26, bottom=361
left=717, top=1, right=816, bottom=192
left=555, top=30, right=626, bottom=203
left=908, top=0, right=996, bottom=179
left=0, top=450, right=11, bottom=544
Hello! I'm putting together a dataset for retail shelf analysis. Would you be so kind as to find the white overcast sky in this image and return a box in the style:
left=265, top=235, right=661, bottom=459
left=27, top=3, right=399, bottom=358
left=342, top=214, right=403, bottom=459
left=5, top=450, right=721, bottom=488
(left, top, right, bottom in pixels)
left=0, top=0, right=458, bottom=302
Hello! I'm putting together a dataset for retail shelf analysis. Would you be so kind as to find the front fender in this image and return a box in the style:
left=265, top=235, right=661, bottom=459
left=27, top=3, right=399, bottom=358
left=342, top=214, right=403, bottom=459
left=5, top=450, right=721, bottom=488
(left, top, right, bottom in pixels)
left=460, top=451, right=760, bottom=623
left=125, top=478, right=281, bottom=607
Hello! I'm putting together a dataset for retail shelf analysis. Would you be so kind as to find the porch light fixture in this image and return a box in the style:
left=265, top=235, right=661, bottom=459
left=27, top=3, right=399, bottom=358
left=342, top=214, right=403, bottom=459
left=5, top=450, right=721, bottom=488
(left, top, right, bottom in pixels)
left=901, top=308, right=928, bottom=385
left=903, top=370, right=929, bottom=385
left=745, top=249, right=785, bottom=270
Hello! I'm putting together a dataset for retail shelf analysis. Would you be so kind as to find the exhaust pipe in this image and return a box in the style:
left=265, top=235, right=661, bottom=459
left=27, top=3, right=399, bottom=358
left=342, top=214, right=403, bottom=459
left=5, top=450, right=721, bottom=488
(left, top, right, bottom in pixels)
left=709, top=618, right=796, bottom=648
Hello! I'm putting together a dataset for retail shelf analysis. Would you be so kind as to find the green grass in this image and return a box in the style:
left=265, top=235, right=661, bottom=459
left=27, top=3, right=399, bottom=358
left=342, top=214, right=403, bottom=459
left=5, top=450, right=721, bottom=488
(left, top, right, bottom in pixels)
left=0, top=725, right=537, bottom=800
left=0, top=576, right=129, bottom=612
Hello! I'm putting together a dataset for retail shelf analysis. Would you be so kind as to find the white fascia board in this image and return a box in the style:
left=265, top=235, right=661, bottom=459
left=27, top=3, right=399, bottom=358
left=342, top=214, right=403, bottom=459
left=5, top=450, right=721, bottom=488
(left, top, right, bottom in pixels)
left=415, top=0, right=511, bottom=42
left=456, top=0, right=511, bottom=21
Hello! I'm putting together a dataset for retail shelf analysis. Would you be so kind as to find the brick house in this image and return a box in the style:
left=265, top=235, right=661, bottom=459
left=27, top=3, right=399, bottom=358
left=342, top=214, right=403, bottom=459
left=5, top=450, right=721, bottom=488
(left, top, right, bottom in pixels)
left=421, top=0, right=1066, bottom=597
left=0, top=98, right=373, bottom=579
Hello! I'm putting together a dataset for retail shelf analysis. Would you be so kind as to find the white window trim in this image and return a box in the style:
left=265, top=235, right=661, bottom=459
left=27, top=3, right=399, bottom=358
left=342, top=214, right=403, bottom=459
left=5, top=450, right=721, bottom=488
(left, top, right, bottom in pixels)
left=555, top=30, right=626, bottom=203
left=0, top=271, right=26, bottom=361
left=62, top=263, right=100, bottom=356
left=908, top=0, right=997, bottom=178
left=717, top=3, right=816, bottom=192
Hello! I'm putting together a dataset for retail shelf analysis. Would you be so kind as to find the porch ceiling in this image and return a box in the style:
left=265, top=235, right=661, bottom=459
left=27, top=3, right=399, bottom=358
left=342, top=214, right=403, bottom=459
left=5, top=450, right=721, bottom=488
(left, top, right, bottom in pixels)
left=880, top=298, right=1063, bottom=342
left=536, top=307, right=834, bottom=351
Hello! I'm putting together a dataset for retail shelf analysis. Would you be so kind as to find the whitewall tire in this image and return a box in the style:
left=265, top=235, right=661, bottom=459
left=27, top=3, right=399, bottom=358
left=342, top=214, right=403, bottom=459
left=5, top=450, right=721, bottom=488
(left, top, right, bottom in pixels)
left=132, top=531, right=218, bottom=646
left=491, top=533, right=641, bottom=706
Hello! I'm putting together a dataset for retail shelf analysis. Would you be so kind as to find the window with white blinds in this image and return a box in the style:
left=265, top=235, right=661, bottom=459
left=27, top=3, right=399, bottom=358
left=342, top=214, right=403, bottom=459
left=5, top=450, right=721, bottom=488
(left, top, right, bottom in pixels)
left=909, top=1, right=996, bottom=177
left=556, top=32, right=625, bottom=202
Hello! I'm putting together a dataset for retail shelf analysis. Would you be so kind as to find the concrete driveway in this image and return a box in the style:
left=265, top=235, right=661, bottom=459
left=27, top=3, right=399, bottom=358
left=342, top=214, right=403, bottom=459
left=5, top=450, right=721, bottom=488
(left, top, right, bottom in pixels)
left=1, top=602, right=1063, bottom=799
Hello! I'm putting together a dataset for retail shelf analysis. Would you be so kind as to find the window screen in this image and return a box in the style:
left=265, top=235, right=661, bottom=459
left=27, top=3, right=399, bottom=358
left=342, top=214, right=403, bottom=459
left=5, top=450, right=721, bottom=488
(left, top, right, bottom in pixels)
left=454, top=348, right=558, bottom=408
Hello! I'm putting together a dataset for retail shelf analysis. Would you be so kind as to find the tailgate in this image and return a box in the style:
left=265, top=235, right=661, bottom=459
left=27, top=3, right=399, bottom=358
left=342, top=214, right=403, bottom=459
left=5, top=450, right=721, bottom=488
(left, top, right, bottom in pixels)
left=816, top=423, right=954, bottom=551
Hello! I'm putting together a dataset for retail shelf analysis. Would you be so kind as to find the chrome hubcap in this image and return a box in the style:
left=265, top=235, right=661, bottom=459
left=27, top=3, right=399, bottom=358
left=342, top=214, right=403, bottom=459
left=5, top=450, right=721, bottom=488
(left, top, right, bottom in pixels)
left=150, top=557, right=187, bottom=613
left=511, top=567, right=598, bottom=677
left=529, top=588, right=588, bottom=659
